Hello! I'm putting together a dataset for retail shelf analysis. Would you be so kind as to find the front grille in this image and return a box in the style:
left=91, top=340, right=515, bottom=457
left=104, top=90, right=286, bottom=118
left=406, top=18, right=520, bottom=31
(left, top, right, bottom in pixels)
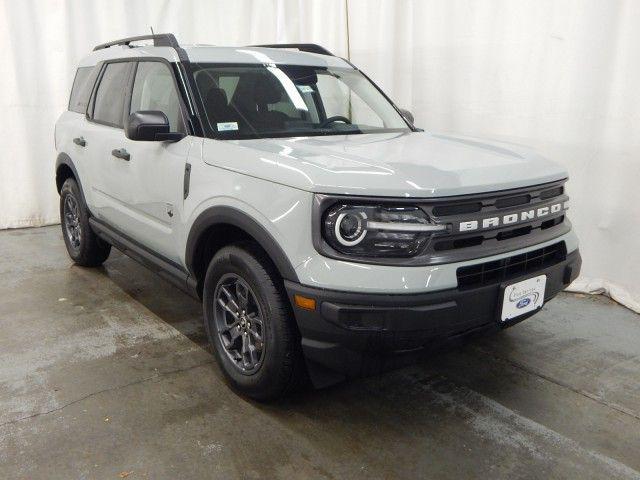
left=495, top=194, right=531, bottom=209
left=422, top=179, right=569, bottom=259
left=456, top=241, right=567, bottom=288
left=432, top=202, right=482, bottom=216
left=540, top=186, right=564, bottom=199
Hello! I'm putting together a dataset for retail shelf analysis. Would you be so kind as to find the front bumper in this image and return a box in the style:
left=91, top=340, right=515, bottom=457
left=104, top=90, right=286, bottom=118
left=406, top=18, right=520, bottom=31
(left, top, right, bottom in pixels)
left=285, top=248, right=581, bottom=387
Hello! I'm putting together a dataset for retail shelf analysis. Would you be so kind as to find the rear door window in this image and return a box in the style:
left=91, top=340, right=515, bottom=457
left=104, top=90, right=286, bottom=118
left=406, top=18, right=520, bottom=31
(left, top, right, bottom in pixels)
left=92, top=62, right=131, bottom=127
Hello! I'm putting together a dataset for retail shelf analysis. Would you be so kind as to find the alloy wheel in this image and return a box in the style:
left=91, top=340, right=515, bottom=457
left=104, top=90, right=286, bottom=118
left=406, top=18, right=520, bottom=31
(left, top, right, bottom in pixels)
left=63, top=194, right=82, bottom=250
left=213, top=273, right=265, bottom=374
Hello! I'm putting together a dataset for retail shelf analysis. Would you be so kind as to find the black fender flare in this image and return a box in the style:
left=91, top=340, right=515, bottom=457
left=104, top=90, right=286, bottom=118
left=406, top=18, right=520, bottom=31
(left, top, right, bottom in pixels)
left=186, top=206, right=299, bottom=283
left=55, top=153, right=87, bottom=203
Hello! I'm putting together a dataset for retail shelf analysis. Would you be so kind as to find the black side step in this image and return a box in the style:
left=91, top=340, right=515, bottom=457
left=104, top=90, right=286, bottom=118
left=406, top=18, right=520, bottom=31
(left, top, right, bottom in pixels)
left=89, top=217, right=198, bottom=299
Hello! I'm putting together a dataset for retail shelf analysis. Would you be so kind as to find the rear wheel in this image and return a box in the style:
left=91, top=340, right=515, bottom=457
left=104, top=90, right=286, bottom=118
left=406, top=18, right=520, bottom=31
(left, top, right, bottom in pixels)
left=203, top=243, right=304, bottom=400
left=60, top=178, right=111, bottom=267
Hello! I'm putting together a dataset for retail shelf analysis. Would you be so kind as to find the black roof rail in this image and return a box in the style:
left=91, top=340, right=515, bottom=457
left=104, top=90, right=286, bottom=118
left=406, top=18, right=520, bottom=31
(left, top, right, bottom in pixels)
left=250, top=43, right=334, bottom=56
left=93, top=33, right=180, bottom=51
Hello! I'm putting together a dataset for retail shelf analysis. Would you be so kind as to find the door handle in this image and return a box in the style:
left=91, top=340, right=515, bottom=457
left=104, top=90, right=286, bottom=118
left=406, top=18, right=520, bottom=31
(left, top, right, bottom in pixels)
left=111, top=148, right=130, bottom=161
left=73, top=137, right=86, bottom=147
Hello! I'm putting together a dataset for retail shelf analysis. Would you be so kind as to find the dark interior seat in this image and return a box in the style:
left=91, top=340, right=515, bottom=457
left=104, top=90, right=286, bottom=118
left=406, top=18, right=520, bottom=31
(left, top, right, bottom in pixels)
left=230, top=73, right=289, bottom=131
left=203, top=87, right=236, bottom=126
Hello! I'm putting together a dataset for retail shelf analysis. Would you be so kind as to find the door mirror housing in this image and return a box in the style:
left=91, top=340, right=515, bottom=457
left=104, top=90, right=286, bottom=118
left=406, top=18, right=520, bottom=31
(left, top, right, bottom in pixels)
left=126, top=111, right=185, bottom=142
left=399, top=108, right=415, bottom=125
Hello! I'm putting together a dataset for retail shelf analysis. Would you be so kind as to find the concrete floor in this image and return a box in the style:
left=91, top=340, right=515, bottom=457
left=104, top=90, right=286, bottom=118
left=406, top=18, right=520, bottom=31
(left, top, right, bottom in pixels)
left=0, top=226, right=639, bottom=480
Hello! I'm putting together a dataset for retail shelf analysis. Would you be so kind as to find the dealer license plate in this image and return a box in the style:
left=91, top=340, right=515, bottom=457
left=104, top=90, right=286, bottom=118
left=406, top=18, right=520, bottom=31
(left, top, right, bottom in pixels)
left=500, top=275, right=546, bottom=322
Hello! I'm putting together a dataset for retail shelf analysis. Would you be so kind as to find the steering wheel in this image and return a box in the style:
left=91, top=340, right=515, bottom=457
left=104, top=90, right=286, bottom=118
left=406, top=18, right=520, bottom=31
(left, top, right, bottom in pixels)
left=320, top=115, right=352, bottom=128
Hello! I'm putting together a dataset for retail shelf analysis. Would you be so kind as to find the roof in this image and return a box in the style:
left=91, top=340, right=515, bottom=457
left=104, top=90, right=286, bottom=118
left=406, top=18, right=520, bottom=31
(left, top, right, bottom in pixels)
left=78, top=43, right=352, bottom=69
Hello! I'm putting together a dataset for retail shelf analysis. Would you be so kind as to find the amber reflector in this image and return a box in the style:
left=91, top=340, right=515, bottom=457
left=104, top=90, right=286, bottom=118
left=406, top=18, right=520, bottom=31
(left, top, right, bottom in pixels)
left=294, top=294, right=316, bottom=311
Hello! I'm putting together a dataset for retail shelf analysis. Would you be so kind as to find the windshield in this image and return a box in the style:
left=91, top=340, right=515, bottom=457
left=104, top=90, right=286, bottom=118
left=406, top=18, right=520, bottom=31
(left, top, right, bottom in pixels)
left=192, top=63, right=411, bottom=139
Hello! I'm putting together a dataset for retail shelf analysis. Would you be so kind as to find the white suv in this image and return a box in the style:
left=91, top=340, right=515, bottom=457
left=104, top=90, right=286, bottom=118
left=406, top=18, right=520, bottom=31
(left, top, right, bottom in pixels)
left=55, top=34, right=581, bottom=399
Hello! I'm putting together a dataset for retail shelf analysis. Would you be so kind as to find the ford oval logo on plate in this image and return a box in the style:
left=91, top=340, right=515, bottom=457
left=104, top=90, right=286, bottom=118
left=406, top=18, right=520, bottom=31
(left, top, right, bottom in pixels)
left=501, top=275, right=546, bottom=322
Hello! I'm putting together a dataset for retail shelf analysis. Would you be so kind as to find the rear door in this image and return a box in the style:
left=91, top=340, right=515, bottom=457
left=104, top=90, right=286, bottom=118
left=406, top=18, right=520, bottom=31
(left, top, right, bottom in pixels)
left=82, top=60, right=135, bottom=225
left=57, top=66, right=100, bottom=206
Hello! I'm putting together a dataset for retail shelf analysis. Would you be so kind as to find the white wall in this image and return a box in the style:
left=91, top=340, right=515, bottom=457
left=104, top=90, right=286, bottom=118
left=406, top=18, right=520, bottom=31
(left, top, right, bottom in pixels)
left=0, top=0, right=638, bottom=310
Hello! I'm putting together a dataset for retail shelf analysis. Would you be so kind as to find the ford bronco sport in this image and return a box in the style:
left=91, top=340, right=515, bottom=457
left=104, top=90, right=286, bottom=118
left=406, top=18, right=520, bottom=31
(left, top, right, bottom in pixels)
left=55, top=34, right=581, bottom=399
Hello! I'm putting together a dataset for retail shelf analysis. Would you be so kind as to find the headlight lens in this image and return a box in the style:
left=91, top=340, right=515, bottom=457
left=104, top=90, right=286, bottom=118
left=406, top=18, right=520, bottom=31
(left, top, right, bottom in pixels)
left=322, top=204, right=446, bottom=257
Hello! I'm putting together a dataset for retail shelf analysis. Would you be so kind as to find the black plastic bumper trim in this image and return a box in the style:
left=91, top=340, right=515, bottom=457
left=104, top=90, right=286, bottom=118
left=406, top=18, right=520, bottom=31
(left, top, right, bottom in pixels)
left=285, top=249, right=581, bottom=387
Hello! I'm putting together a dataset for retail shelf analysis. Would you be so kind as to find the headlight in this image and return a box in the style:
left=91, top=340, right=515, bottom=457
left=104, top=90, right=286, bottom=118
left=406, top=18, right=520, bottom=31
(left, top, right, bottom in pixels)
left=322, top=204, right=447, bottom=257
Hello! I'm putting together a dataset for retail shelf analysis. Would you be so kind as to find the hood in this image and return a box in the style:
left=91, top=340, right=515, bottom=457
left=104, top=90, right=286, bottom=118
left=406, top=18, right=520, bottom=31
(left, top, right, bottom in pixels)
left=203, top=131, right=568, bottom=198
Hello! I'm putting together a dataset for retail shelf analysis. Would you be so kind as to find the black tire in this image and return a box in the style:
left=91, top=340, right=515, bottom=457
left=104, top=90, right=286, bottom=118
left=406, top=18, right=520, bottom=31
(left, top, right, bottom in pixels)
left=203, top=242, right=304, bottom=400
left=60, top=178, right=111, bottom=267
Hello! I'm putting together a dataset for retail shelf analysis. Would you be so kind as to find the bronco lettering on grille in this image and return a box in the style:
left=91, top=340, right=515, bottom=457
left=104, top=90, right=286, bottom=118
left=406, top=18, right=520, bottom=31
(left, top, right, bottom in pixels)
left=458, top=201, right=568, bottom=232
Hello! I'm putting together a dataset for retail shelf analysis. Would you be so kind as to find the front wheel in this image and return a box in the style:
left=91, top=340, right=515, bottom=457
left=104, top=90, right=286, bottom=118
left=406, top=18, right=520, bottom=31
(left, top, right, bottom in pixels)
left=203, top=243, right=304, bottom=400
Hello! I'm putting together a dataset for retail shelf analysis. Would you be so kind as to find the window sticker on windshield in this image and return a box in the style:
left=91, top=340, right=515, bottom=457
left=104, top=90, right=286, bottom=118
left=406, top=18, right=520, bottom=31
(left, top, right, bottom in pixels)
left=217, top=122, right=238, bottom=131
left=297, top=85, right=314, bottom=93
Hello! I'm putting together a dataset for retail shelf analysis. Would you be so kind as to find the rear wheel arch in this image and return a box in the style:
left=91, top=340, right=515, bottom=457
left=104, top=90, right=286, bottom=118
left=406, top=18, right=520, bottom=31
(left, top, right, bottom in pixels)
left=186, top=206, right=299, bottom=297
left=56, top=153, right=86, bottom=201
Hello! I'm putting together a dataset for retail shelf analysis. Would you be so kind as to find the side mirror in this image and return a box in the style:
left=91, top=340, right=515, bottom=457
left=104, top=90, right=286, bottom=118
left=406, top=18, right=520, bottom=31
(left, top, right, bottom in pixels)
left=399, top=108, right=414, bottom=125
left=125, top=111, right=185, bottom=142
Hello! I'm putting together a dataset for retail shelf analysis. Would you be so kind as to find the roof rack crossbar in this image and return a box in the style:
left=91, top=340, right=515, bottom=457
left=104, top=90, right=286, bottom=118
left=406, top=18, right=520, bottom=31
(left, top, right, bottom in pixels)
left=250, top=43, right=334, bottom=56
left=93, top=33, right=179, bottom=51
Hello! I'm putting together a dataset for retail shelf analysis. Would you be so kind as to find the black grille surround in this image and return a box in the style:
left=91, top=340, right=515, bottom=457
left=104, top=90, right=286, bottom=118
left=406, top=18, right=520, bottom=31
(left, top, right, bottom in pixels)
left=313, top=179, right=571, bottom=266
left=457, top=241, right=567, bottom=288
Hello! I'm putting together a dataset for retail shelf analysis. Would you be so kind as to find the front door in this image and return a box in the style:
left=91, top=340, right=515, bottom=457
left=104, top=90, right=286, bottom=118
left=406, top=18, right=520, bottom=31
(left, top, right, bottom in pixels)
left=114, top=60, right=194, bottom=262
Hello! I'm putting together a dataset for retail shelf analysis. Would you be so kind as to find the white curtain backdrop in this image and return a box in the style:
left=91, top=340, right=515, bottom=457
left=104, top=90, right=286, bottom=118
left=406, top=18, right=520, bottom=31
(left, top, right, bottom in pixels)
left=1, top=0, right=638, bottom=311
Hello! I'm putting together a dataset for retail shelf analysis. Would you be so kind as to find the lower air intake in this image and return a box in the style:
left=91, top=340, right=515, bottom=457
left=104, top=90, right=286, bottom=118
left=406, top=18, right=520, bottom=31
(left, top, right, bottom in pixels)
left=456, top=242, right=567, bottom=288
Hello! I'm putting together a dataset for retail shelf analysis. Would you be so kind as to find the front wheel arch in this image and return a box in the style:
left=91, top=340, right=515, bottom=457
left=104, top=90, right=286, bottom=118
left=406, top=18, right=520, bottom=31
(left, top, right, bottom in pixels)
left=186, top=206, right=299, bottom=297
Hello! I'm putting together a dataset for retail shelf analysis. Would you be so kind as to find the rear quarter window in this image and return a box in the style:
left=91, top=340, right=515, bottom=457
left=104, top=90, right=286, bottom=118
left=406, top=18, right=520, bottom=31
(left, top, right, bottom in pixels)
left=68, top=67, right=97, bottom=114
